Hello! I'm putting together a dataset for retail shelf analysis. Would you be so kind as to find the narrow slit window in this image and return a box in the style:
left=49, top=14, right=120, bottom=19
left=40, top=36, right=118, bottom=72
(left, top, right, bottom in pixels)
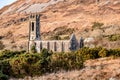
left=31, top=22, right=34, bottom=31
left=54, top=42, right=57, bottom=51
left=47, top=42, right=50, bottom=50
left=62, top=42, right=64, bottom=52
left=40, top=42, right=42, bottom=50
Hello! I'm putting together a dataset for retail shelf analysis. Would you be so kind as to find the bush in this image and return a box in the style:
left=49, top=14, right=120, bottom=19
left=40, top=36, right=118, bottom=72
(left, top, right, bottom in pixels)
left=108, top=34, right=120, bottom=41
left=31, top=45, right=36, bottom=53
left=9, top=53, right=42, bottom=77
left=98, top=48, right=108, bottom=57
left=0, top=60, right=12, bottom=77
left=108, top=49, right=120, bottom=57
left=3, top=47, right=120, bottom=78
left=50, top=35, right=61, bottom=40
left=0, top=50, right=25, bottom=60
left=62, top=36, right=69, bottom=40
left=92, top=22, right=104, bottom=30
left=0, top=72, right=8, bottom=80
left=76, top=47, right=101, bottom=60
left=49, top=52, right=84, bottom=71
left=0, top=41, right=5, bottom=50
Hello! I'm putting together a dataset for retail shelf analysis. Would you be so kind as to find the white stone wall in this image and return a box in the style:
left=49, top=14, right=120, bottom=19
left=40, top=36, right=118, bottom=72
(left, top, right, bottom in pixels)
left=35, top=41, right=40, bottom=53
left=64, top=41, right=70, bottom=52
left=56, top=41, right=62, bottom=52
left=32, top=40, right=71, bottom=52
left=49, top=41, right=55, bottom=52
left=42, top=41, right=48, bottom=49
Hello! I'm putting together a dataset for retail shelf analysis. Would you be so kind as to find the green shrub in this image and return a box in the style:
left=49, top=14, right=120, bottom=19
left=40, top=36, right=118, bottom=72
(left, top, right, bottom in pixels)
left=108, top=34, right=120, bottom=41
left=0, top=60, right=12, bottom=76
left=62, top=36, right=69, bottom=40
left=76, top=47, right=101, bottom=60
left=98, top=48, right=108, bottom=57
left=41, top=49, right=52, bottom=58
left=50, top=35, right=61, bottom=40
left=108, top=49, right=120, bottom=57
left=4, top=47, right=120, bottom=78
left=49, top=27, right=74, bottom=40
left=9, top=53, right=42, bottom=77
left=0, top=50, right=25, bottom=60
left=49, top=52, right=84, bottom=72
left=0, top=72, right=8, bottom=80
left=92, top=22, right=104, bottom=30
left=31, top=45, right=36, bottom=53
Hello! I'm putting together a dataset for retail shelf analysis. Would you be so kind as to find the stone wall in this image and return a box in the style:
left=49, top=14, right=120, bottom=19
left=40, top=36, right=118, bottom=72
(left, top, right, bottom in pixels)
left=34, top=40, right=70, bottom=52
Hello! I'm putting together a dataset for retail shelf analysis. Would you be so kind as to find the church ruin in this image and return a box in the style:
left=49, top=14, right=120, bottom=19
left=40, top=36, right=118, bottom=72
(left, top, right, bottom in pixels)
left=28, top=14, right=84, bottom=52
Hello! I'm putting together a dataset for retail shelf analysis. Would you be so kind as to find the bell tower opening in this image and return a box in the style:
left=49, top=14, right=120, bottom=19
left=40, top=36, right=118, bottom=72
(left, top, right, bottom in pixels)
left=31, top=22, right=34, bottom=31
left=29, top=13, right=41, bottom=41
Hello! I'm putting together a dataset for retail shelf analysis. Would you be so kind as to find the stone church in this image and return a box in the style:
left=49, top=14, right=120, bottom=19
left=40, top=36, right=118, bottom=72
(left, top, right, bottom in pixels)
left=28, top=14, right=84, bottom=53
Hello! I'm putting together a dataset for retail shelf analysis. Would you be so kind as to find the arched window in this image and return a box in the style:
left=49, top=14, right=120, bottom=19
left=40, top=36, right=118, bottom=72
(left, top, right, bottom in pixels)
left=54, top=42, right=57, bottom=51
left=47, top=42, right=50, bottom=50
left=62, top=42, right=64, bottom=52
left=31, top=22, right=34, bottom=31
left=40, top=42, right=42, bottom=50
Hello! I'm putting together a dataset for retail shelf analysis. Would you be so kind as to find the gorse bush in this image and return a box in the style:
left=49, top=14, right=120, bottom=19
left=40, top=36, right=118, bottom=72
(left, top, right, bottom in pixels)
left=1, top=47, right=120, bottom=79
left=0, top=50, right=26, bottom=60
left=108, top=34, right=120, bottom=41
left=76, top=47, right=102, bottom=60
left=98, top=48, right=108, bottom=57
left=0, top=49, right=84, bottom=79
left=50, top=52, right=84, bottom=71
left=75, top=47, right=120, bottom=61
left=9, top=53, right=43, bottom=77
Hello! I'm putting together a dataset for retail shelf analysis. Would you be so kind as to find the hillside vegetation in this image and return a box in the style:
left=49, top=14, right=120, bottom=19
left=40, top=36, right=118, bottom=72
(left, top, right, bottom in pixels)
left=0, top=47, right=120, bottom=80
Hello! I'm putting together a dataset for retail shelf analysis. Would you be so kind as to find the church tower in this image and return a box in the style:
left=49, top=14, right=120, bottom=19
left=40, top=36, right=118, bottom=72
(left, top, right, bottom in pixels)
left=28, top=13, right=41, bottom=52
left=29, top=14, right=41, bottom=41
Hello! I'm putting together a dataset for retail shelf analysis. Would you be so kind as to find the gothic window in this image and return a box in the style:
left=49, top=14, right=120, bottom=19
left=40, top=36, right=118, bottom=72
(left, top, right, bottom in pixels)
left=62, top=42, right=64, bottom=52
left=80, top=37, right=84, bottom=48
left=69, top=40, right=77, bottom=51
left=54, top=42, right=57, bottom=51
left=35, top=43, right=36, bottom=46
left=47, top=42, right=50, bottom=50
left=31, top=22, right=34, bottom=31
left=40, top=42, right=42, bottom=50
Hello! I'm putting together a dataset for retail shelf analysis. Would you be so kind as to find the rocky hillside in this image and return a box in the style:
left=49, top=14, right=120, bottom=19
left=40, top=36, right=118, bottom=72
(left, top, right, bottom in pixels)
left=0, top=0, right=120, bottom=50
left=10, top=57, right=120, bottom=80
